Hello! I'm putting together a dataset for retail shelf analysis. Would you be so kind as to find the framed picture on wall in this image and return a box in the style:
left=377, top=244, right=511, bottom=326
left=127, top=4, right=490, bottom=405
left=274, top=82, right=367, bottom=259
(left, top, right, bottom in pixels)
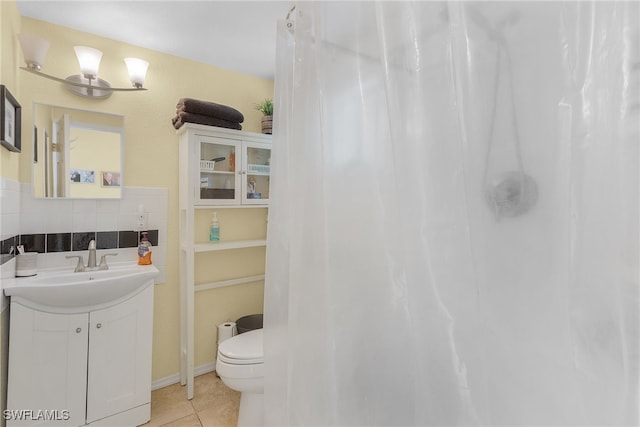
left=0, top=85, right=22, bottom=153
left=101, top=171, right=121, bottom=187
left=70, top=169, right=95, bottom=184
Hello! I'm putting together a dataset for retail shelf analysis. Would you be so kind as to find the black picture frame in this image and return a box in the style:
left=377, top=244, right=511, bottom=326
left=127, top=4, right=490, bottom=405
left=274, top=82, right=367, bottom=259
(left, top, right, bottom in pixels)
left=0, top=85, right=21, bottom=153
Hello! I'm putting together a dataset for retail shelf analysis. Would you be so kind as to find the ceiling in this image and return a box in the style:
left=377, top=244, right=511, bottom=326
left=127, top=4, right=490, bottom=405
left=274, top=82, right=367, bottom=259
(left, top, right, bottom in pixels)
left=15, top=1, right=293, bottom=80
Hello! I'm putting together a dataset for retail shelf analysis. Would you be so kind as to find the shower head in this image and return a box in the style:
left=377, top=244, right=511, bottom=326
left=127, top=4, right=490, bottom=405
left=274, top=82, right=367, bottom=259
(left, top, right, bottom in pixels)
left=485, top=171, right=538, bottom=219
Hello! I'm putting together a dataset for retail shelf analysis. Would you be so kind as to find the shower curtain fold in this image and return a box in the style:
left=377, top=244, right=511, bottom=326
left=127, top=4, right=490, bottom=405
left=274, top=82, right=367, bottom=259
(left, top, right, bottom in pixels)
left=264, top=2, right=639, bottom=425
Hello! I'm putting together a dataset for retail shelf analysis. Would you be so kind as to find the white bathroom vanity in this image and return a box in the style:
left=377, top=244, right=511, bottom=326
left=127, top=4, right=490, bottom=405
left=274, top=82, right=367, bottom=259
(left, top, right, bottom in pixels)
left=4, top=264, right=158, bottom=426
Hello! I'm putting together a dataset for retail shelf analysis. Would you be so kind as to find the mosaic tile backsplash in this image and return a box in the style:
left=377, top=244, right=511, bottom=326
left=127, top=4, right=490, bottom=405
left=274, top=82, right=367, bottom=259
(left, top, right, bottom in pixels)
left=1, top=229, right=159, bottom=258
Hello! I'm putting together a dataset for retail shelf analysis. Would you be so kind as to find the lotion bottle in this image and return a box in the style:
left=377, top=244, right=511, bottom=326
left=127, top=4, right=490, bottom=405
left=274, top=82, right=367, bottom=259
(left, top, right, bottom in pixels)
left=210, top=212, right=220, bottom=242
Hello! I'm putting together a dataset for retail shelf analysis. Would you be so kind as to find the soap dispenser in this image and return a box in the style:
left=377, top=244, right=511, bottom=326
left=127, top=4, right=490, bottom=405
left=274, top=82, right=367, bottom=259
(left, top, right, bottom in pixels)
left=210, top=212, right=220, bottom=242
left=138, top=231, right=152, bottom=265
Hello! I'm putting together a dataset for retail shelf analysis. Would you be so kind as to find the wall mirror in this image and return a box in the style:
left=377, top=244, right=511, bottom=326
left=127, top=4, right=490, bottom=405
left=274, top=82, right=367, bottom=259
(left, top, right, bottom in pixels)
left=32, top=103, right=124, bottom=199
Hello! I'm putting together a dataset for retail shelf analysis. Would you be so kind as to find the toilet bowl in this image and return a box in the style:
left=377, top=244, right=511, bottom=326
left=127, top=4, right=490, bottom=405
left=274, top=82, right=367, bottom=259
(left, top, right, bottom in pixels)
left=216, top=328, right=264, bottom=426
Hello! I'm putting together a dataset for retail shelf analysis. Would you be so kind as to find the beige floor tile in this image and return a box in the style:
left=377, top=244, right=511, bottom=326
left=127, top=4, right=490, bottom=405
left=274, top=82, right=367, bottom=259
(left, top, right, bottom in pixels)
left=144, top=372, right=240, bottom=427
left=146, top=382, right=196, bottom=427
left=162, top=414, right=203, bottom=427
left=191, top=372, right=241, bottom=413
left=197, top=403, right=240, bottom=427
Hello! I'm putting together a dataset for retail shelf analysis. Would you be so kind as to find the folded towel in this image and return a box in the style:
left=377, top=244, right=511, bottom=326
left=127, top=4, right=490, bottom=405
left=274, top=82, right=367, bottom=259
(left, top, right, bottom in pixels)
left=172, top=112, right=242, bottom=131
left=176, top=98, right=244, bottom=123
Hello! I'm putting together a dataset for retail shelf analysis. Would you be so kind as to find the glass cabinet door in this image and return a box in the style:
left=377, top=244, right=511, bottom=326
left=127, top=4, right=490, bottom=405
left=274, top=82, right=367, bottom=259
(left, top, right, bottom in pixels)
left=198, top=137, right=240, bottom=204
left=242, top=142, right=271, bottom=204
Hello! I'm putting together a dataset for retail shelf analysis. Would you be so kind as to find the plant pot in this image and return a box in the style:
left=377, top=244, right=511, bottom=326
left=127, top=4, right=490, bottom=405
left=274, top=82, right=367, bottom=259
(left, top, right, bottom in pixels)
left=261, top=115, right=272, bottom=134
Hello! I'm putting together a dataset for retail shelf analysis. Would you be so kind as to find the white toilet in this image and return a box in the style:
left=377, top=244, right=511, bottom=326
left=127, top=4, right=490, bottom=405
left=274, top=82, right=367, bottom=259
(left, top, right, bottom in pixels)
left=216, top=328, right=264, bottom=426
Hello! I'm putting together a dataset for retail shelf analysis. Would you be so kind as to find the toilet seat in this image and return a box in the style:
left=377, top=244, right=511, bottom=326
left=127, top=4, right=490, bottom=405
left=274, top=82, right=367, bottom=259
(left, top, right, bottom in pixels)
left=218, top=328, right=263, bottom=365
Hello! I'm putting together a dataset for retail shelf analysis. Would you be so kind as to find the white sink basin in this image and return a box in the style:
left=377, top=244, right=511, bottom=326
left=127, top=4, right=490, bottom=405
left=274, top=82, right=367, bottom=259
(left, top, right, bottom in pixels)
left=4, top=264, right=159, bottom=313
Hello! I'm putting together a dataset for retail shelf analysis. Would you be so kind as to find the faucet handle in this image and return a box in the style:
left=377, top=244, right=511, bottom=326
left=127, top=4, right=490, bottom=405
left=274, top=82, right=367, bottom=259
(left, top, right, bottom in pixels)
left=98, top=253, right=118, bottom=270
left=66, top=255, right=85, bottom=272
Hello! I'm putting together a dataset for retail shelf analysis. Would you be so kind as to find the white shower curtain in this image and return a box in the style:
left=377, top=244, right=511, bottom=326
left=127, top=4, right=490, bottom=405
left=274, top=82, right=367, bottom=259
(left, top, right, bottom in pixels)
left=264, top=2, right=639, bottom=425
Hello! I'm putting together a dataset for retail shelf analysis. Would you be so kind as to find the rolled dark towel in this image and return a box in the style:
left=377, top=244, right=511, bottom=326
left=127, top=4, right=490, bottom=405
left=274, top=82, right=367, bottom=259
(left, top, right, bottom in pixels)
left=172, top=112, right=242, bottom=131
left=176, top=98, right=244, bottom=123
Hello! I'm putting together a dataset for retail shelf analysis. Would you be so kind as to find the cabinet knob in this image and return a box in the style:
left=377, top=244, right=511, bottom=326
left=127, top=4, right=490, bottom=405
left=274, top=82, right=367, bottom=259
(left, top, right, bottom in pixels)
left=75, top=328, right=82, bottom=333
left=96, top=323, right=102, bottom=329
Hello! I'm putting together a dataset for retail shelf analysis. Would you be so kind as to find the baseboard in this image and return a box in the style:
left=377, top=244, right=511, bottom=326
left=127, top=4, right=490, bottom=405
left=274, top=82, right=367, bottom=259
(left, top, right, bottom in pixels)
left=151, top=361, right=216, bottom=391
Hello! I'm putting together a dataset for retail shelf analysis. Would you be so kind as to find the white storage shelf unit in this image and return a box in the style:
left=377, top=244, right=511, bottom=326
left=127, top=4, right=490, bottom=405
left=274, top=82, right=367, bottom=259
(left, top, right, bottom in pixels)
left=177, top=123, right=271, bottom=399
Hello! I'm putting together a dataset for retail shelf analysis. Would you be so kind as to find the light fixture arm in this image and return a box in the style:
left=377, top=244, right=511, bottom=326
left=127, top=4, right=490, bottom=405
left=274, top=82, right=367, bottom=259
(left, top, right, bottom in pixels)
left=20, top=67, right=147, bottom=92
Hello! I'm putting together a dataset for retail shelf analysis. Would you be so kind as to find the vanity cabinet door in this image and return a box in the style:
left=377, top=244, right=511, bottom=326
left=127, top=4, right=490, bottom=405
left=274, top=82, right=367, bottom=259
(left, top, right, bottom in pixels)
left=85, top=286, right=154, bottom=424
left=7, top=303, right=88, bottom=427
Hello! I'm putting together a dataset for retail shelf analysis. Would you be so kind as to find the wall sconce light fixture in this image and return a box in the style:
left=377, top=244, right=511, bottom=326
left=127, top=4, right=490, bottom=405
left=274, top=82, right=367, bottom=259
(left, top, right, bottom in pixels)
left=18, top=34, right=149, bottom=99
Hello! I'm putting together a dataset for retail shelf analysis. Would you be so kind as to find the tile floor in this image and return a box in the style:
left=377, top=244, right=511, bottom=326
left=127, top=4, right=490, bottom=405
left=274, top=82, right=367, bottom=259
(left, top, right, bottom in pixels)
left=144, top=372, right=240, bottom=427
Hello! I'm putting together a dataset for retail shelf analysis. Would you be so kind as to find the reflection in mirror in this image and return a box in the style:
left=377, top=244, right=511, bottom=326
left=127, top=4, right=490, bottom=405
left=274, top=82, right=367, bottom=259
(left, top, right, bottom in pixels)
left=32, top=103, right=124, bottom=199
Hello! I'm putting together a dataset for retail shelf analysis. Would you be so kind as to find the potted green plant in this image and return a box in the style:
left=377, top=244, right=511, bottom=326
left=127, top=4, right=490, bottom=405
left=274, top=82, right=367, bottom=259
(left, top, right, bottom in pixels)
left=255, top=98, right=273, bottom=134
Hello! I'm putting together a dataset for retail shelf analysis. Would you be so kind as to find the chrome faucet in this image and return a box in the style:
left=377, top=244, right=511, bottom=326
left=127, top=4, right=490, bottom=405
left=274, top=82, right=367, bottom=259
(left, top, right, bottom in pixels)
left=98, top=253, right=118, bottom=270
left=66, top=240, right=113, bottom=273
left=66, top=240, right=118, bottom=272
left=87, top=239, right=97, bottom=269
left=66, top=255, right=85, bottom=272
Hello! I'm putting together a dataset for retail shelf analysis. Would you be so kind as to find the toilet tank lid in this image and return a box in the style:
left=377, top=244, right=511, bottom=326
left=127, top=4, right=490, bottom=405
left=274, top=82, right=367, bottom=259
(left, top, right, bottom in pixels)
left=219, top=328, right=263, bottom=361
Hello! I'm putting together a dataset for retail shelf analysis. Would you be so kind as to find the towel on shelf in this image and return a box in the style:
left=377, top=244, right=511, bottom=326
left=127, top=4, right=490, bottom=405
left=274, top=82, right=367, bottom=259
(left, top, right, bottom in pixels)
left=176, top=98, right=244, bottom=123
left=172, top=112, right=242, bottom=131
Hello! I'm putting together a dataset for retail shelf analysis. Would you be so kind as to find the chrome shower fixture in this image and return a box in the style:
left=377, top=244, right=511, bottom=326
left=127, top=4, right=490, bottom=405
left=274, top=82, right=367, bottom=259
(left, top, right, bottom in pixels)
left=485, top=171, right=538, bottom=219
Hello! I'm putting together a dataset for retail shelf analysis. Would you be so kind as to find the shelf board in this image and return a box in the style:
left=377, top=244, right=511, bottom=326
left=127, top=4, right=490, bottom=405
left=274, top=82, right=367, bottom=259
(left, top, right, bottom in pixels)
left=195, top=275, right=265, bottom=292
left=200, top=170, right=234, bottom=175
left=194, top=205, right=267, bottom=209
left=193, top=239, right=266, bottom=252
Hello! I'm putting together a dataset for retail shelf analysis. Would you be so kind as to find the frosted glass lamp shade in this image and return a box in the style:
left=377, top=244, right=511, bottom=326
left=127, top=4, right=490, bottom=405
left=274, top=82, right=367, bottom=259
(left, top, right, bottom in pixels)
left=74, top=46, right=103, bottom=79
left=17, top=40, right=148, bottom=97
left=124, top=58, right=149, bottom=88
left=18, top=34, right=50, bottom=70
